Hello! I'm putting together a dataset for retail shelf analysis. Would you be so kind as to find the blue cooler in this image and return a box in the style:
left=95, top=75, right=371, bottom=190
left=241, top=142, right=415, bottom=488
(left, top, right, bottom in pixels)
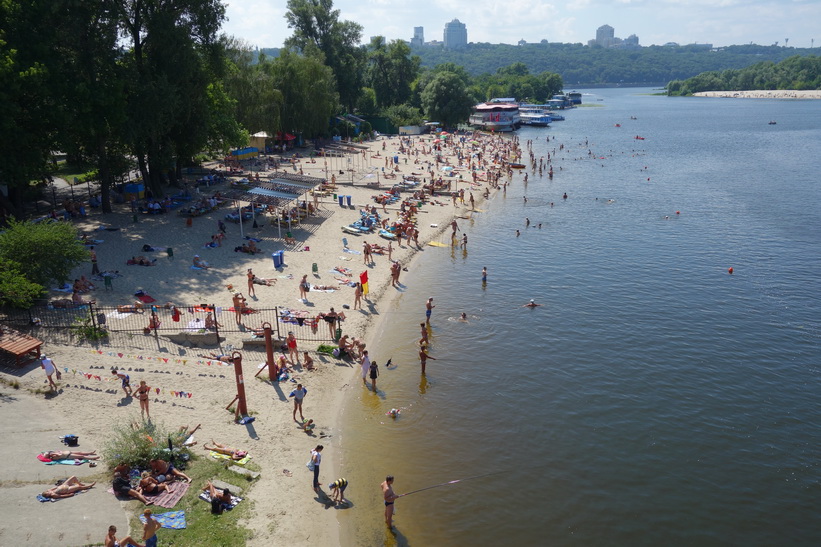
left=338, top=195, right=345, bottom=207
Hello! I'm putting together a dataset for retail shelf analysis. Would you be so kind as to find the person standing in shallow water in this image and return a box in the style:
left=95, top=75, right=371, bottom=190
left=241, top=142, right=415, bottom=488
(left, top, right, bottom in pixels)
left=382, top=475, right=400, bottom=528
left=425, top=297, right=435, bottom=324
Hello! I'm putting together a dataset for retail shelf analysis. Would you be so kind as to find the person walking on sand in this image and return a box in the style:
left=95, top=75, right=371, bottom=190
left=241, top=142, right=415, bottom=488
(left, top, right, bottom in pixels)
left=286, top=331, right=299, bottom=365
left=136, top=380, right=151, bottom=419
left=299, top=274, right=310, bottom=302
left=142, top=509, right=161, bottom=547
left=289, top=383, right=307, bottom=421
left=310, top=445, right=323, bottom=492
left=353, top=282, right=363, bottom=310
left=89, top=246, right=100, bottom=275
left=425, top=297, right=435, bottom=324
left=360, top=350, right=371, bottom=387
left=419, top=345, right=437, bottom=374
left=369, top=360, right=379, bottom=391
left=382, top=475, right=400, bottom=528
left=41, top=355, right=58, bottom=391
left=247, top=268, right=256, bottom=297
left=112, top=369, right=132, bottom=397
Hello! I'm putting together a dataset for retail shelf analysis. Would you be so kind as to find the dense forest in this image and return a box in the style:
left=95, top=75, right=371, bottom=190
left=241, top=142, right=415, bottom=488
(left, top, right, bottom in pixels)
left=666, top=55, right=821, bottom=95
left=410, top=42, right=817, bottom=86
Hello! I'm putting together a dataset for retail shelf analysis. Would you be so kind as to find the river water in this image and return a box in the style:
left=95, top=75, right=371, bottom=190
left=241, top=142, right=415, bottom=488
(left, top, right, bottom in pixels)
left=335, top=88, right=821, bottom=546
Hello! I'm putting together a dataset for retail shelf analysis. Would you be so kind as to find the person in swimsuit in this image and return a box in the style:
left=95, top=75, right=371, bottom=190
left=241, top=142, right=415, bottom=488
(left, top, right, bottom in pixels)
left=149, top=458, right=191, bottom=483
left=425, top=297, right=435, bottom=324
left=111, top=370, right=132, bottom=397
left=369, top=361, right=379, bottom=391
left=44, top=450, right=100, bottom=461
left=105, top=525, right=144, bottom=547
left=523, top=299, right=542, bottom=308
left=202, top=441, right=248, bottom=461
left=41, top=476, right=96, bottom=499
left=381, top=475, right=400, bottom=527
left=142, top=509, right=161, bottom=547
left=136, top=380, right=151, bottom=419
left=204, top=481, right=233, bottom=514
left=419, top=345, right=437, bottom=375
left=286, top=331, right=299, bottom=365
left=138, top=471, right=169, bottom=496
left=112, top=472, right=152, bottom=505
left=246, top=268, right=256, bottom=297
left=303, top=351, right=315, bottom=371
left=289, top=383, right=307, bottom=421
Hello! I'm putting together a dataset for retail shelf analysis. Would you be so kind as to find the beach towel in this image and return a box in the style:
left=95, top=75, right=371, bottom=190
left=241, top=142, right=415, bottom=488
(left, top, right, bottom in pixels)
left=37, top=494, right=57, bottom=502
left=199, top=490, right=243, bottom=509
left=52, top=284, right=73, bottom=293
left=209, top=451, right=251, bottom=466
left=135, top=293, right=156, bottom=303
left=342, top=248, right=361, bottom=255
left=106, top=311, right=133, bottom=319
left=227, top=307, right=257, bottom=315
left=109, top=481, right=189, bottom=508
left=46, top=459, right=88, bottom=466
left=140, top=510, right=187, bottom=530
left=191, top=265, right=204, bottom=270
left=37, top=453, right=52, bottom=462
left=310, top=286, right=336, bottom=293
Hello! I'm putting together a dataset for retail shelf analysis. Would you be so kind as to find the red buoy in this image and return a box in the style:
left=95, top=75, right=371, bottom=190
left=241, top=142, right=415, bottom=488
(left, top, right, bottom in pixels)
left=676, top=211, right=680, bottom=215
left=728, top=267, right=734, bottom=274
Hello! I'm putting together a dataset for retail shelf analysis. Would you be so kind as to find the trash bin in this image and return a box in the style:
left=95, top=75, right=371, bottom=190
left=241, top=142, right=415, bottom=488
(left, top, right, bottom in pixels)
left=338, top=195, right=345, bottom=207
left=272, top=251, right=282, bottom=269
left=166, top=247, right=174, bottom=259
left=346, top=195, right=352, bottom=207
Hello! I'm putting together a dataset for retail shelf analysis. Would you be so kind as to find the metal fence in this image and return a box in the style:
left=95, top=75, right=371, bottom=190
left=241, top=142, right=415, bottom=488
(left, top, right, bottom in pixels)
left=0, top=303, right=337, bottom=345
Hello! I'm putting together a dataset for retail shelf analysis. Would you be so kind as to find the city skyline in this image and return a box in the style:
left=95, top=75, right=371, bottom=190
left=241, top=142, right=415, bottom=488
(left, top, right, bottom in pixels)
left=222, top=0, right=819, bottom=50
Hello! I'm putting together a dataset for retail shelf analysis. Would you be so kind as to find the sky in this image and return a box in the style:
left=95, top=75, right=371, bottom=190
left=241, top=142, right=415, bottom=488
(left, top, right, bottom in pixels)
left=222, top=0, right=821, bottom=50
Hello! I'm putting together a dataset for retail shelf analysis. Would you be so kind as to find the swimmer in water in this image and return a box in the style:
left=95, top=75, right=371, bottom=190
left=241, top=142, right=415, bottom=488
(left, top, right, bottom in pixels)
left=459, top=312, right=468, bottom=322
left=523, top=299, right=542, bottom=308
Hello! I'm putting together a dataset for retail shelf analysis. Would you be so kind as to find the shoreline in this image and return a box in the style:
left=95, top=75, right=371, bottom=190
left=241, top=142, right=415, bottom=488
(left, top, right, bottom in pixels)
left=0, top=132, right=515, bottom=546
left=693, top=89, right=821, bottom=99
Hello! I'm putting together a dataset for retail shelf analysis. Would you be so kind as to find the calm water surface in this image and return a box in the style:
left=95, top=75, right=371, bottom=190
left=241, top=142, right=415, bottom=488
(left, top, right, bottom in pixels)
left=336, top=88, right=821, bottom=546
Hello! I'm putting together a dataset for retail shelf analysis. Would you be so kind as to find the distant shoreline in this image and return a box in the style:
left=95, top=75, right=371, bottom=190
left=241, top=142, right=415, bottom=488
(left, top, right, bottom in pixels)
left=694, top=90, right=821, bottom=99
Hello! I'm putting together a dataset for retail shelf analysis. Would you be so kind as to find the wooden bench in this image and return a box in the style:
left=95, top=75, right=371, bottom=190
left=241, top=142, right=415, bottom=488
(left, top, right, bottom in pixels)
left=0, top=328, right=43, bottom=367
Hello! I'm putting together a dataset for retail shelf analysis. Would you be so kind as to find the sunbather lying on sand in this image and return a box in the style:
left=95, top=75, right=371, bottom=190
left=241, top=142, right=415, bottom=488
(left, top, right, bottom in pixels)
left=42, top=476, right=96, bottom=499
left=44, top=450, right=100, bottom=461
left=203, top=441, right=248, bottom=460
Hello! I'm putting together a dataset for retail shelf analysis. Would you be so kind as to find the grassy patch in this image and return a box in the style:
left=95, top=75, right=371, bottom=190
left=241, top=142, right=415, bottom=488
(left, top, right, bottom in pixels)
left=127, top=458, right=258, bottom=546
left=48, top=161, right=95, bottom=185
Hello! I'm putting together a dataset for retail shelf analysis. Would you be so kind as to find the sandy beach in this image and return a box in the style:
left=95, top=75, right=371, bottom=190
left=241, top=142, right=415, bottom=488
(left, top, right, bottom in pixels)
left=693, top=89, right=821, bottom=99
left=0, top=132, right=520, bottom=545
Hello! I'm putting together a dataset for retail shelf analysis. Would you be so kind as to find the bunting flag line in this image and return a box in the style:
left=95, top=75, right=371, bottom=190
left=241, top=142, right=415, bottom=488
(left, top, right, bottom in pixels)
left=62, top=366, right=193, bottom=398
left=86, top=349, right=232, bottom=368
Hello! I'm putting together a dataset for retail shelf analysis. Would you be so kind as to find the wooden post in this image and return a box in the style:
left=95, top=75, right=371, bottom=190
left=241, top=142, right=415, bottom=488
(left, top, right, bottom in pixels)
left=263, top=321, right=276, bottom=382
left=231, top=351, right=248, bottom=417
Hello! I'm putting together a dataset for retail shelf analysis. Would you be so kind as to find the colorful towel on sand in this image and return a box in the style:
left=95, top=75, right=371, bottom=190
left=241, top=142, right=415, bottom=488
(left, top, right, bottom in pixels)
left=144, top=481, right=190, bottom=508
left=209, top=451, right=251, bottom=466
left=226, top=307, right=257, bottom=315
left=199, top=491, right=243, bottom=509
left=135, top=293, right=156, bottom=303
left=46, top=459, right=88, bottom=466
left=140, top=510, right=187, bottom=529
left=310, top=286, right=336, bottom=293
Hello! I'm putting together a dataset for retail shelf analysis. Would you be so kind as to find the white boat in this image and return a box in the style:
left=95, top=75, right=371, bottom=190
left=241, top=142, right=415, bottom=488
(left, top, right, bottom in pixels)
left=469, top=102, right=521, bottom=132
left=519, top=104, right=552, bottom=127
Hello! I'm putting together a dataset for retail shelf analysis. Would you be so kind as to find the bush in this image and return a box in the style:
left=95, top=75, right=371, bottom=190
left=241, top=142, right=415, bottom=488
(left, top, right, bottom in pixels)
left=102, top=420, right=194, bottom=470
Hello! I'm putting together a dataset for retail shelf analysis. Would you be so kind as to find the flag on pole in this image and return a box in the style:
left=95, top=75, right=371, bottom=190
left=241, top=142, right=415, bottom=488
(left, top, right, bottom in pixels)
left=359, top=271, right=369, bottom=296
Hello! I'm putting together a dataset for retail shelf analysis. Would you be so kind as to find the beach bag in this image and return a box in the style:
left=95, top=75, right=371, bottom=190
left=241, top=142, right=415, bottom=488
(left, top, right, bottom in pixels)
left=211, top=497, right=224, bottom=514
left=306, top=458, right=315, bottom=471
left=62, top=435, right=78, bottom=447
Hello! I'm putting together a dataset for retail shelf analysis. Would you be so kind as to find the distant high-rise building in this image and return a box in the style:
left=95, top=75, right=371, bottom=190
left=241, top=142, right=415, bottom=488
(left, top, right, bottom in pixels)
left=444, top=19, right=467, bottom=49
left=624, top=34, right=639, bottom=47
left=411, top=26, right=424, bottom=47
left=596, top=24, right=614, bottom=47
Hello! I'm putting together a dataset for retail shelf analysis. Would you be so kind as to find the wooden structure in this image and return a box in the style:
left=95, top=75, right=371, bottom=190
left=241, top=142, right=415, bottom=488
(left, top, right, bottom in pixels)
left=0, top=328, right=43, bottom=367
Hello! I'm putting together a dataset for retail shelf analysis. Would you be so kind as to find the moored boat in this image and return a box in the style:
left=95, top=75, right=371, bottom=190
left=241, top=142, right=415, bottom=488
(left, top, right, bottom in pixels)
left=469, top=101, right=521, bottom=132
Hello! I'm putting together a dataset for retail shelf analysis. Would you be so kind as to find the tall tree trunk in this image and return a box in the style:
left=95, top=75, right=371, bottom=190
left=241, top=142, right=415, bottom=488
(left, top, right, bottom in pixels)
left=98, top=138, right=113, bottom=214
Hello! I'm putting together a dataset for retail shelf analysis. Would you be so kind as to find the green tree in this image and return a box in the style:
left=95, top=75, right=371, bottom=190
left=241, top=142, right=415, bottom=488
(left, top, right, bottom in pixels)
left=366, top=37, right=420, bottom=108
left=420, top=71, right=473, bottom=128
left=0, top=258, right=44, bottom=309
left=383, top=104, right=423, bottom=127
left=0, top=220, right=88, bottom=287
left=285, top=0, right=365, bottom=112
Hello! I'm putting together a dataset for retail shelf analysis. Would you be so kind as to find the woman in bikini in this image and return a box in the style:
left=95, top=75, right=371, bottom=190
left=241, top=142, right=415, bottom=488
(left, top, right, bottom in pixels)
left=204, top=312, right=220, bottom=330
left=246, top=268, right=256, bottom=297
left=136, top=380, right=151, bottom=419
left=138, top=471, right=170, bottom=496
left=149, top=458, right=191, bottom=483
left=44, top=450, right=100, bottom=461
left=41, top=476, right=96, bottom=499
left=203, top=441, right=248, bottom=460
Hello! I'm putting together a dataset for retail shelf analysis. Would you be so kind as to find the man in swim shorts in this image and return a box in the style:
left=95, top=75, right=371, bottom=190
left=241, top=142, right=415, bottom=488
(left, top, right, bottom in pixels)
left=381, top=475, right=400, bottom=527
left=425, top=297, right=434, bottom=324
left=112, top=369, right=132, bottom=397
left=105, top=525, right=144, bottom=547
left=142, top=509, right=160, bottom=547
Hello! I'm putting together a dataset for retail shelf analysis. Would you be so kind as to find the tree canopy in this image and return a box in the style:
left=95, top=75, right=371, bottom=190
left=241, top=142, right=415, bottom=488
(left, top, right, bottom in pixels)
left=667, top=55, right=821, bottom=95
left=0, top=220, right=87, bottom=291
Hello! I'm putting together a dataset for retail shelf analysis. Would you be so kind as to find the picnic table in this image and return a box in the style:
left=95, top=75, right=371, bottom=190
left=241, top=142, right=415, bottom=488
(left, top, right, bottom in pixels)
left=0, top=328, right=43, bottom=367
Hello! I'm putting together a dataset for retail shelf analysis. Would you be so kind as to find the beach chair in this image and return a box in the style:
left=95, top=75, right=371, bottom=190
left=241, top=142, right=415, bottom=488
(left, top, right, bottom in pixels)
left=284, top=232, right=296, bottom=246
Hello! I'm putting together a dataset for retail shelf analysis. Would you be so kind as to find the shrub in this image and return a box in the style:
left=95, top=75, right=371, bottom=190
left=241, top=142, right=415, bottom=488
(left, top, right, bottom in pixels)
left=102, top=420, right=193, bottom=470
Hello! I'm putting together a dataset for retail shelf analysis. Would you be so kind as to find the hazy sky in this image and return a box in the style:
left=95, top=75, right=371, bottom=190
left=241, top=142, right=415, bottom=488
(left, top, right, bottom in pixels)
left=222, top=0, right=820, bottom=49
